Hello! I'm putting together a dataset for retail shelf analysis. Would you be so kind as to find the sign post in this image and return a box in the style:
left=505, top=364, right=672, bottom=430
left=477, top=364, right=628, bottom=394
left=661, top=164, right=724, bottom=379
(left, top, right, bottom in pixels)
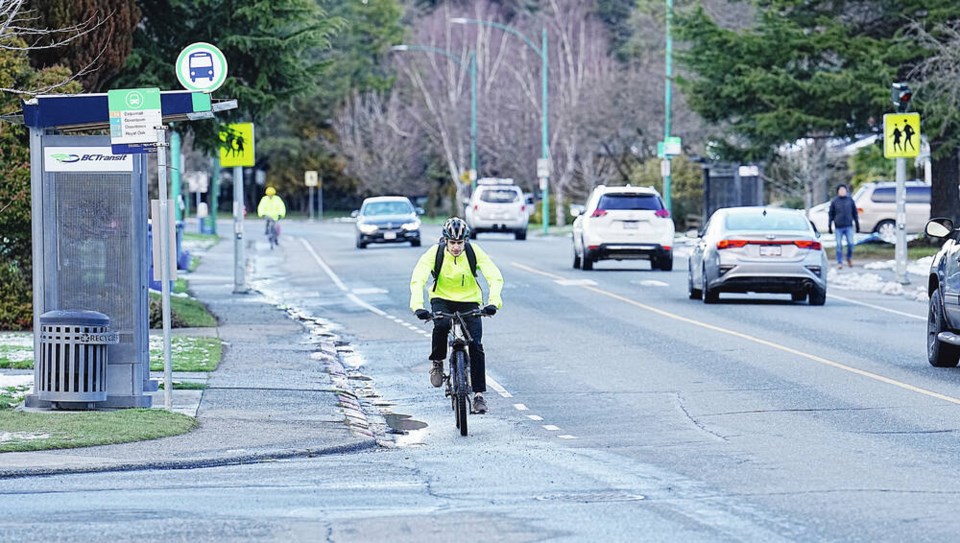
left=305, top=170, right=318, bottom=221
left=883, top=112, right=921, bottom=285
left=220, top=123, right=255, bottom=294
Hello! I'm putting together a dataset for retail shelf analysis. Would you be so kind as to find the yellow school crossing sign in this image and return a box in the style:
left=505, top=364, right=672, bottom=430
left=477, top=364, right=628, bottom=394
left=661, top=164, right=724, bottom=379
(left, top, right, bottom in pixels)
left=219, top=122, right=255, bottom=167
left=883, top=113, right=920, bottom=159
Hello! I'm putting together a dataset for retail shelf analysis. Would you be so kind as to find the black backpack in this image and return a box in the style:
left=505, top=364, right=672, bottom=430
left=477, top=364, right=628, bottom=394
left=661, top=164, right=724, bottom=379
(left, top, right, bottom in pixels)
left=432, top=240, right=477, bottom=291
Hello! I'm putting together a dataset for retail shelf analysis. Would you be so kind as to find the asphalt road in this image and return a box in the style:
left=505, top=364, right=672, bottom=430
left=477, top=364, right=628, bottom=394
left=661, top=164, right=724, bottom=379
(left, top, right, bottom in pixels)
left=4, top=220, right=958, bottom=542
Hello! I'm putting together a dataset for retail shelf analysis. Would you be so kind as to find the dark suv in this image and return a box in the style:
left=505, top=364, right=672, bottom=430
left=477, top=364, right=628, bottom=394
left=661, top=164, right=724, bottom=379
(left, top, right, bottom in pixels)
left=923, top=218, right=960, bottom=366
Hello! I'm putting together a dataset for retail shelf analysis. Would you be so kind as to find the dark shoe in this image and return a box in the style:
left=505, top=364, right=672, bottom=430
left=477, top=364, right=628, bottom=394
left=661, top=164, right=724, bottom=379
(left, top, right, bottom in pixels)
left=473, top=394, right=487, bottom=414
left=847, top=259, right=853, bottom=267
left=429, top=360, right=444, bottom=388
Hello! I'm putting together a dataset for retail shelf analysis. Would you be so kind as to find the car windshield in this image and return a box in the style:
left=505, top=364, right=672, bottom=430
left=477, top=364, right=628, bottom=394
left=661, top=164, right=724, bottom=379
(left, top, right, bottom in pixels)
left=724, top=211, right=810, bottom=232
left=363, top=201, right=413, bottom=216
left=480, top=189, right=520, bottom=204
left=597, top=193, right=663, bottom=211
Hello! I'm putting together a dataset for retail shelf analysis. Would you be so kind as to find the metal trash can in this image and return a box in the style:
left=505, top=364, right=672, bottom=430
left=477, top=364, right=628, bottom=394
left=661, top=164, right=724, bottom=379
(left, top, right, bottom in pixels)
left=38, top=310, right=118, bottom=406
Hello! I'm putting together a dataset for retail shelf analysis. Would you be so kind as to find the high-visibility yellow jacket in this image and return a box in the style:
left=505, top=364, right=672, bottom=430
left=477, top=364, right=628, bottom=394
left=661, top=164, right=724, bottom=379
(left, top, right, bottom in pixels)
left=257, top=195, right=286, bottom=220
left=409, top=243, right=503, bottom=311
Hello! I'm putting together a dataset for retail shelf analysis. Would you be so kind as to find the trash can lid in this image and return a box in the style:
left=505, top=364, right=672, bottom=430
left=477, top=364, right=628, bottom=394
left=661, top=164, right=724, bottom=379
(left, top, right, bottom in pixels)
left=40, top=310, right=110, bottom=326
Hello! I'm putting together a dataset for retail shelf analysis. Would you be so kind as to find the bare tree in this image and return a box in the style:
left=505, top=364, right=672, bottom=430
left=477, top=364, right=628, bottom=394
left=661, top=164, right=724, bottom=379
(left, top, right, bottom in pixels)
left=0, top=0, right=104, bottom=95
left=334, top=89, right=427, bottom=197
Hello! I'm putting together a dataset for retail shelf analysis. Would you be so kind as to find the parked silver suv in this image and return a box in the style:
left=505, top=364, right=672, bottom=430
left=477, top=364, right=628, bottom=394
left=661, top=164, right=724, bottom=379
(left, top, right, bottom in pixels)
left=807, top=181, right=930, bottom=242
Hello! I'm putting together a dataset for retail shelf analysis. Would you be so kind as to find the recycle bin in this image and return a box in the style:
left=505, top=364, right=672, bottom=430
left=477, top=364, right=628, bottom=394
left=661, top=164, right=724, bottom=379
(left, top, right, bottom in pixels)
left=37, top=310, right=117, bottom=406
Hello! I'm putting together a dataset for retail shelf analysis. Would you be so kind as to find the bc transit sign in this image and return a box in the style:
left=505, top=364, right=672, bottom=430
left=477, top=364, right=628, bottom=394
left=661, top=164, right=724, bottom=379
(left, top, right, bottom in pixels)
left=176, top=42, right=228, bottom=93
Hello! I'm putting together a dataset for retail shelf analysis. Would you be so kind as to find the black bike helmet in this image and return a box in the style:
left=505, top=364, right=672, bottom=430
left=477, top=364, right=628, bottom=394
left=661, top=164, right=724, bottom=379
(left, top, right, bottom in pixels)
left=442, top=217, right=470, bottom=241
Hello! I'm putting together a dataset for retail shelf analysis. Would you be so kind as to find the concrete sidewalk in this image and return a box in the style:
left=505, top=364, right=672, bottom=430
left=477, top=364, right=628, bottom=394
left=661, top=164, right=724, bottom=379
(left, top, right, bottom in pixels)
left=0, top=234, right=377, bottom=478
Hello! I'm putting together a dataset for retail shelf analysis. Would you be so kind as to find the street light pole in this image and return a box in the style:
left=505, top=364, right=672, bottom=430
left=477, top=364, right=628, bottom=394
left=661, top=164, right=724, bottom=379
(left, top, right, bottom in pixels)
left=663, top=0, right=674, bottom=214
left=451, top=17, right=550, bottom=234
left=391, top=44, right=478, bottom=192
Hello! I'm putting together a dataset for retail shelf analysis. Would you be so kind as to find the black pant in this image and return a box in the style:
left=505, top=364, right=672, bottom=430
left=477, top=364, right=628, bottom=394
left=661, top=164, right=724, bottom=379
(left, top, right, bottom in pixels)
left=430, top=299, right=485, bottom=393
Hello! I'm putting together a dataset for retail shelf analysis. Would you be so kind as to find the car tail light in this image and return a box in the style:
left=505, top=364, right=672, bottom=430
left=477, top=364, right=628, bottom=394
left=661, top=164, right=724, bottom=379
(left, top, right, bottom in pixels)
left=662, top=245, right=671, bottom=251
left=794, top=240, right=821, bottom=250
left=857, top=207, right=864, bottom=214
left=591, top=208, right=607, bottom=218
left=655, top=209, right=670, bottom=218
left=473, top=204, right=478, bottom=211
left=717, top=239, right=749, bottom=249
left=521, top=204, right=526, bottom=212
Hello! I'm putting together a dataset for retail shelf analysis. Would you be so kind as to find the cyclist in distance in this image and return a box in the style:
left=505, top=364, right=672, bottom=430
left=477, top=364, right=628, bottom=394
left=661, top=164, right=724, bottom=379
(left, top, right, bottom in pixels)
left=257, top=186, right=286, bottom=242
left=410, top=217, right=503, bottom=414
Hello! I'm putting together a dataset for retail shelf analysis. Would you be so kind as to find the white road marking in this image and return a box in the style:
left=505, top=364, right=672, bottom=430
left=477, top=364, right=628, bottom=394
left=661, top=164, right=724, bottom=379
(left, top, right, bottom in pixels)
left=527, top=415, right=544, bottom=421
left=542, top=425, right=561, bottom=431
left=487, top=376, right=512, bottom=398
left=558, top=435, right=578, bottom=439
left=556, top=279, right=597, bottom=286
left=300, top=238, right=347, bottom=292
left=513, top=403, right=529, bottom=411
left=828, top=293, right=925, bottom=321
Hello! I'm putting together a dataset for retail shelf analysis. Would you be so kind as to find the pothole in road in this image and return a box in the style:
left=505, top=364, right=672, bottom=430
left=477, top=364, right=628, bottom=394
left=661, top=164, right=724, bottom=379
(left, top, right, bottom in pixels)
left=384, top=413, right=428, bottom=434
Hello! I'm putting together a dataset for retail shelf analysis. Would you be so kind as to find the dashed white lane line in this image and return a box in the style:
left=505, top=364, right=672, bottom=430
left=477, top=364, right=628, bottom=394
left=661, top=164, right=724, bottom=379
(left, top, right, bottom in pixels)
left=828, top=293, right=925, bottom=321
left=542, top=425, right=561, bottom=431
left=301, top=239, right=575, bottom=439
left=513, top=403, right=529, bottom=411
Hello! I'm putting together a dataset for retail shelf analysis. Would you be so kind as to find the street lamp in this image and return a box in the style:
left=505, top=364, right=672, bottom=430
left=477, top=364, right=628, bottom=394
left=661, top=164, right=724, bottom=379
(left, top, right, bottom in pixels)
left=391, top=44, right=478, bottom=192
left=450, top=17, right=550, bottom=234
left=663, top=0, right=674, bottom=214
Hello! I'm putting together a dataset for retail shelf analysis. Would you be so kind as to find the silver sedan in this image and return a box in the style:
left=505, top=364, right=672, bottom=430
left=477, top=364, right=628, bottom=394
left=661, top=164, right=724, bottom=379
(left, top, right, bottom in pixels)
left=688, top=207, right=828, bottom=305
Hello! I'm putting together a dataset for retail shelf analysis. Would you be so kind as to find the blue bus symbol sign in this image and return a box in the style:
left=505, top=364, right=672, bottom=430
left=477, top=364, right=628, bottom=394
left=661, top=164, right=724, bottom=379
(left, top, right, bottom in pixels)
left=189, top=52, right=215, bottom=83
left=176, top=42, right=228, bottom=92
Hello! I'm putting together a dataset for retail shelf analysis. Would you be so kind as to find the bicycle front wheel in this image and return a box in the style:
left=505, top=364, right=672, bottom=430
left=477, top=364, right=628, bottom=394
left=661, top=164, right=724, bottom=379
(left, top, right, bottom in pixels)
left=452, top=351, right=468, bottom=436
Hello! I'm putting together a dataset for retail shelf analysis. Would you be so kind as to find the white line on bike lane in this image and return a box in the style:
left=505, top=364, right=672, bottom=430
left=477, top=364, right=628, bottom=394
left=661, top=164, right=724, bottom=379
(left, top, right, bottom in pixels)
left=511, top=261, right=960, bottom=408
left=301, top=239, right=574, bottom=437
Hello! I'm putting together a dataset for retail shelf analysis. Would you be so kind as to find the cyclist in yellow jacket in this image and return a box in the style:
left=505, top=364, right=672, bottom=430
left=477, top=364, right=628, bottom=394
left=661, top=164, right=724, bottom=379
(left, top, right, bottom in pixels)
left=410, top=217, right=503, bottom=414
left=257, top=186, right=286, bottom=241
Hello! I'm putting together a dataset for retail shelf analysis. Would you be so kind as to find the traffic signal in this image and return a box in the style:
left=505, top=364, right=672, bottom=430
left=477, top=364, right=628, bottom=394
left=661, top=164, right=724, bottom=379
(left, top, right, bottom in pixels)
left=891, top=82, right=912, bottom=113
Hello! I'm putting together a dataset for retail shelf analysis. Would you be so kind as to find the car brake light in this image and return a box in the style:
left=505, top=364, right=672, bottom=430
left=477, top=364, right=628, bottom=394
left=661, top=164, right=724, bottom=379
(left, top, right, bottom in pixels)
left=655, top=209, right=670, bottom=218
left=717, top=239, right=749, bottom=249
left=794, top=240, right=822, bottom=250
left=662, top=245, right=671, bottom=251
left=591, top=209, right=607, bottom=218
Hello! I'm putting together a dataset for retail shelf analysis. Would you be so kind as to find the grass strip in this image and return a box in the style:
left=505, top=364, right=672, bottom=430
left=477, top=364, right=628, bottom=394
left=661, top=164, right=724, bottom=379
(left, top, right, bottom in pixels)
left=158, top=381, right=208, bottom=390
left=149, top=292, right=218, bottom=328
left=0, top=409, right=196, bottom=453
left=150, top=336, right=221, bottom=372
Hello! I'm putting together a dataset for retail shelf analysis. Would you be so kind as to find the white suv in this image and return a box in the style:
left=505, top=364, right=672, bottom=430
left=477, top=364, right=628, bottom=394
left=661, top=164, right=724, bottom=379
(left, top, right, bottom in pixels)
left=572, top=185, right=675, bottom=271
left=465, top=178, right=528, bottom=240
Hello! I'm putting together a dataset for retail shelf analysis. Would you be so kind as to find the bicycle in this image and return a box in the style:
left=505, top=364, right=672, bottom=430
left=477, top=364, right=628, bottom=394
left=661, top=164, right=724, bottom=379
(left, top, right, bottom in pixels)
left=426, top=308, right=492, bottom=436
left=264, top=217, right=280, bottom=249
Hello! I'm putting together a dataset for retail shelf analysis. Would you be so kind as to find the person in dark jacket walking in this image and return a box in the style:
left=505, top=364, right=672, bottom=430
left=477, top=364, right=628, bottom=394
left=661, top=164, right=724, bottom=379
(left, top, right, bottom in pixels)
left=828, top=184, right=860, bottom=269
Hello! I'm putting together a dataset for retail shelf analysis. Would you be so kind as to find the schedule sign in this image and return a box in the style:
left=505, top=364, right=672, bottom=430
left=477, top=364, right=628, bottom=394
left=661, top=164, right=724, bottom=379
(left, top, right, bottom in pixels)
left=108, top=88, right=162, bottom=154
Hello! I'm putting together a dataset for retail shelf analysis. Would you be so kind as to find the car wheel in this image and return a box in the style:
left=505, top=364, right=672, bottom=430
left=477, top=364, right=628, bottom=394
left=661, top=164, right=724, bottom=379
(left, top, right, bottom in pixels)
left=582, top=250, right=594, bottom=271
left=515, top=230, right=527, bottom=241
left=791, top=292, right=806, bottom=302
left=469, top=229, right=478, bottom=239
left=411, top=239, right=421, bottom=247
left=356, top=238, right=367, bottom=249
left=688, top=265, right=701, bottom=300
left=658, top=252, right=674, bottom=271
left=875, top=220, right=896, bottom=244
left=928, top=288, right=960, bottom=367
left=808, top=285, right=826, bottom=306
left=702, top=265, right=719, bottom=304
left=572, top=246, right=581, bottom=269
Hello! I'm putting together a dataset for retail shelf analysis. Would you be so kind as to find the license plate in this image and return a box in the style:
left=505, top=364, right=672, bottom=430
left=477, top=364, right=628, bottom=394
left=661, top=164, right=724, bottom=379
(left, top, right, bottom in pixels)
left=622, top=221, right=639, bottom=230
left=759, top=245, right=781, bottom=256
left=384, top=232, right=397, bottom=240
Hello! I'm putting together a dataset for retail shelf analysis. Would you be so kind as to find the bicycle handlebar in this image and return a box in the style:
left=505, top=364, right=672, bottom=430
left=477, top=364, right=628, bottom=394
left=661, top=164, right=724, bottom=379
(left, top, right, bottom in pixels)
left=429, top=308, right=491, bottom=321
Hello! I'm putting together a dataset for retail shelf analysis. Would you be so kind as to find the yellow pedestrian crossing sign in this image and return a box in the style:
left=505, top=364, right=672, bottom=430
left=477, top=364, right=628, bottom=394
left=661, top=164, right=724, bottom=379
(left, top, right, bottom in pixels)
left=219, top=122, right=255, bottom=167
left=883, top=113, right=920, bottom=159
